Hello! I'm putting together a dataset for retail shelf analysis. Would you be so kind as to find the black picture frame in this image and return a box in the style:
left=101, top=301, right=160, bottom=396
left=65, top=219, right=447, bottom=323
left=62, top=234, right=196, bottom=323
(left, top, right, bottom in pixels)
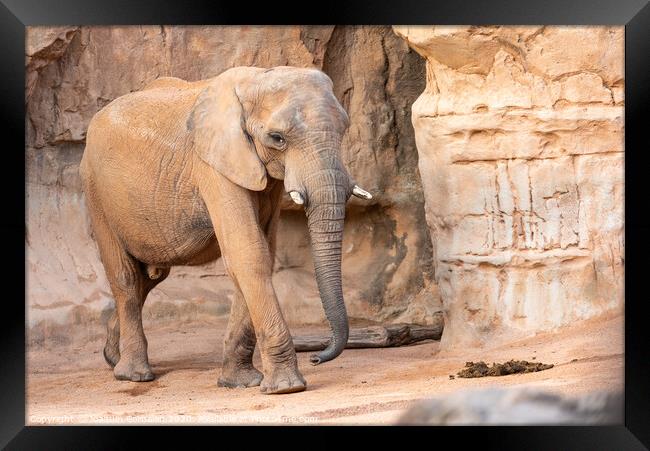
left=5, top=0, right=649, bottom=448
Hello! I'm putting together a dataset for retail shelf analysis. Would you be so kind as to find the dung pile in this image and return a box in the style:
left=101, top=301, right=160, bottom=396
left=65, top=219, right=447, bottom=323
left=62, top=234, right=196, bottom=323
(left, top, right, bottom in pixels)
left=457, top=360, right=554, bottom=378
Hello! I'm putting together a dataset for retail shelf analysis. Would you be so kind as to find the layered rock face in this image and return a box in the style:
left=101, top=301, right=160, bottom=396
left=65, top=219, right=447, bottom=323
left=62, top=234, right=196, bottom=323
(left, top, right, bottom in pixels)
left=393, top=26, right=624, bottom=348
left=26, top=26, right=439, bottom=340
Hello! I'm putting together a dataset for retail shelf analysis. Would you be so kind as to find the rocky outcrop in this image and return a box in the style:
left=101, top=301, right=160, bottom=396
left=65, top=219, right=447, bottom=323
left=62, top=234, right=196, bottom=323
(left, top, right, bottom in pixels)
left=26, top=26, right=440, bottom=336
left=393, top=26, right=624, bottom=348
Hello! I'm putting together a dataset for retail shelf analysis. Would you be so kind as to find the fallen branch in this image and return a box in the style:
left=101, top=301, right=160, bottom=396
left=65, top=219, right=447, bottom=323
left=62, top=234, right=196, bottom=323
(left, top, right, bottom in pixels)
left=292, top=323, right=443, bottom=352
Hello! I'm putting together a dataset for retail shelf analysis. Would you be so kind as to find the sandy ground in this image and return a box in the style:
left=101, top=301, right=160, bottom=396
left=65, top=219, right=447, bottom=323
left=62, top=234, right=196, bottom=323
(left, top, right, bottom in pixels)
left=27, top=313, right=623, bottom=425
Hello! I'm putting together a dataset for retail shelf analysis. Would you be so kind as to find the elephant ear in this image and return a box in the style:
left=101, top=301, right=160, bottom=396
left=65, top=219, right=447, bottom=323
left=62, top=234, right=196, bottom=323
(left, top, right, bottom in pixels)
left=187, top=71, right=267, bottom=191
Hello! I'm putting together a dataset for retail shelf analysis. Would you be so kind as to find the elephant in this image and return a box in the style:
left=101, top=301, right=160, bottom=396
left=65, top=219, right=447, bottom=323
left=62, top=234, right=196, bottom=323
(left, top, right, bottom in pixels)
left=79, top=66, right=372, bottom=394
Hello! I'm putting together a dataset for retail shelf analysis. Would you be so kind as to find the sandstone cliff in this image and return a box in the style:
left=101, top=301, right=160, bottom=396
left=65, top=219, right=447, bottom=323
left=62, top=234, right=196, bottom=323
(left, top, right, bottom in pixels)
left=393, top=26, right=624, bottom=347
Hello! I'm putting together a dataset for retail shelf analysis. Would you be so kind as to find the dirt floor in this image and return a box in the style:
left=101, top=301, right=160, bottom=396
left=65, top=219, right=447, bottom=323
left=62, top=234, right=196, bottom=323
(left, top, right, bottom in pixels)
left=27, top=313, right=623, bottom=425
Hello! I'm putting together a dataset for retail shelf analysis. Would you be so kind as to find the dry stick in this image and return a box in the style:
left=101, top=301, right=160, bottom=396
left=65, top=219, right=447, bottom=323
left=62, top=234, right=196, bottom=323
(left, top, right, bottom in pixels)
left=292, top=323, right=443, bottom=352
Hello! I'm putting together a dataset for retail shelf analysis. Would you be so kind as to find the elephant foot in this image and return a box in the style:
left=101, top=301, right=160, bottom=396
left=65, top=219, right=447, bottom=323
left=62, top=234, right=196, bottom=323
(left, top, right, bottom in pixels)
left=217, top=365, right=263, bottom=388
left=113, top=358, right=155, bottom=382
left=260, top=366, right=306, bottom=394
left=103, top=344, right=120, bottom=368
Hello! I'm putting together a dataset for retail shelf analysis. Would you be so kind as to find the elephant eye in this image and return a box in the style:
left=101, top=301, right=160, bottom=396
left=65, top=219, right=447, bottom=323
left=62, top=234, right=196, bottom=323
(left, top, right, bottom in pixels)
left=268, top=132, right=286, bottom=147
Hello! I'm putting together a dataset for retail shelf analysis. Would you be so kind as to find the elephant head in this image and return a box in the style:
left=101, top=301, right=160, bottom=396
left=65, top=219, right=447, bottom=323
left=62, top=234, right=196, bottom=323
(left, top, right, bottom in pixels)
left=188, top=66, right=372, bottom=365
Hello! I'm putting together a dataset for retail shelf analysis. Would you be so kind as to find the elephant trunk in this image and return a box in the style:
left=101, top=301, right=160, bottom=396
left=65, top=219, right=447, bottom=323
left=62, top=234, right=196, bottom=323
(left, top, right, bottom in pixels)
left=304, top=168, right=349, bottom=365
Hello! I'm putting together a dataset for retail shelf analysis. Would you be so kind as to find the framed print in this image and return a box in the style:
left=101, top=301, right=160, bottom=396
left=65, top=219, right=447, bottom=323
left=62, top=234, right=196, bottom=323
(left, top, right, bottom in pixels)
left=3, top=0, right=649, bottom=448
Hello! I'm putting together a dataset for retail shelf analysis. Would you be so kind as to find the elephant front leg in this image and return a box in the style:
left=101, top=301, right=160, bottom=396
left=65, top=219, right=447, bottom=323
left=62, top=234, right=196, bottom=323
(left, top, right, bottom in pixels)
left=221, top=253, right=306, bottom=394
left=217, top=290, right=263, bottom=388
left=203, top=176, right=306, bottom=394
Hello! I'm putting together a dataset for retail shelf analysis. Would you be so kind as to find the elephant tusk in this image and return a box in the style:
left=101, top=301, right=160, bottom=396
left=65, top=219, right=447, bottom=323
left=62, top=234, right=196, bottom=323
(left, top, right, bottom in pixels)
left=352, top=185, right=373, bottom=200
left=289, top=191, right=305, bottom=205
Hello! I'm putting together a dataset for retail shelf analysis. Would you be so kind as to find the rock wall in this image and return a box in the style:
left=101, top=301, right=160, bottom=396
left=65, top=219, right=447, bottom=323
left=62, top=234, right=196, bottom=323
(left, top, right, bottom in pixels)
left=27, top=25, right=624, bottom=349
left=393, top=26, right=624, bottom=348
left=26, top=26, right=440, bottom=341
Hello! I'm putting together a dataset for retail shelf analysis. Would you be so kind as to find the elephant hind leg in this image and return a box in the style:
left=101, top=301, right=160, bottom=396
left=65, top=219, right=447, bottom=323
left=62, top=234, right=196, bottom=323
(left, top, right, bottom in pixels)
left=84, top=192, right=169, bottom=381
left=103, top=309, right=120, bottom=368
left=102, top=263, right=170, bottom=369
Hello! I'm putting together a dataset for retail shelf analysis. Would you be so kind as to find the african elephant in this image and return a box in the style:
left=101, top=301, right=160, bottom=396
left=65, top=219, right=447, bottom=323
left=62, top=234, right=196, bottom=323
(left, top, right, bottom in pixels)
left=79, top=66, right=372, bottom=394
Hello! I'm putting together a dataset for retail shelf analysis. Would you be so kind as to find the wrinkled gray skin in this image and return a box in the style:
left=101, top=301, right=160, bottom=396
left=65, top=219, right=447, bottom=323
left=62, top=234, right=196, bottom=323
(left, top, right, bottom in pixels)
left=80, top=66, right=370, bottom=394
